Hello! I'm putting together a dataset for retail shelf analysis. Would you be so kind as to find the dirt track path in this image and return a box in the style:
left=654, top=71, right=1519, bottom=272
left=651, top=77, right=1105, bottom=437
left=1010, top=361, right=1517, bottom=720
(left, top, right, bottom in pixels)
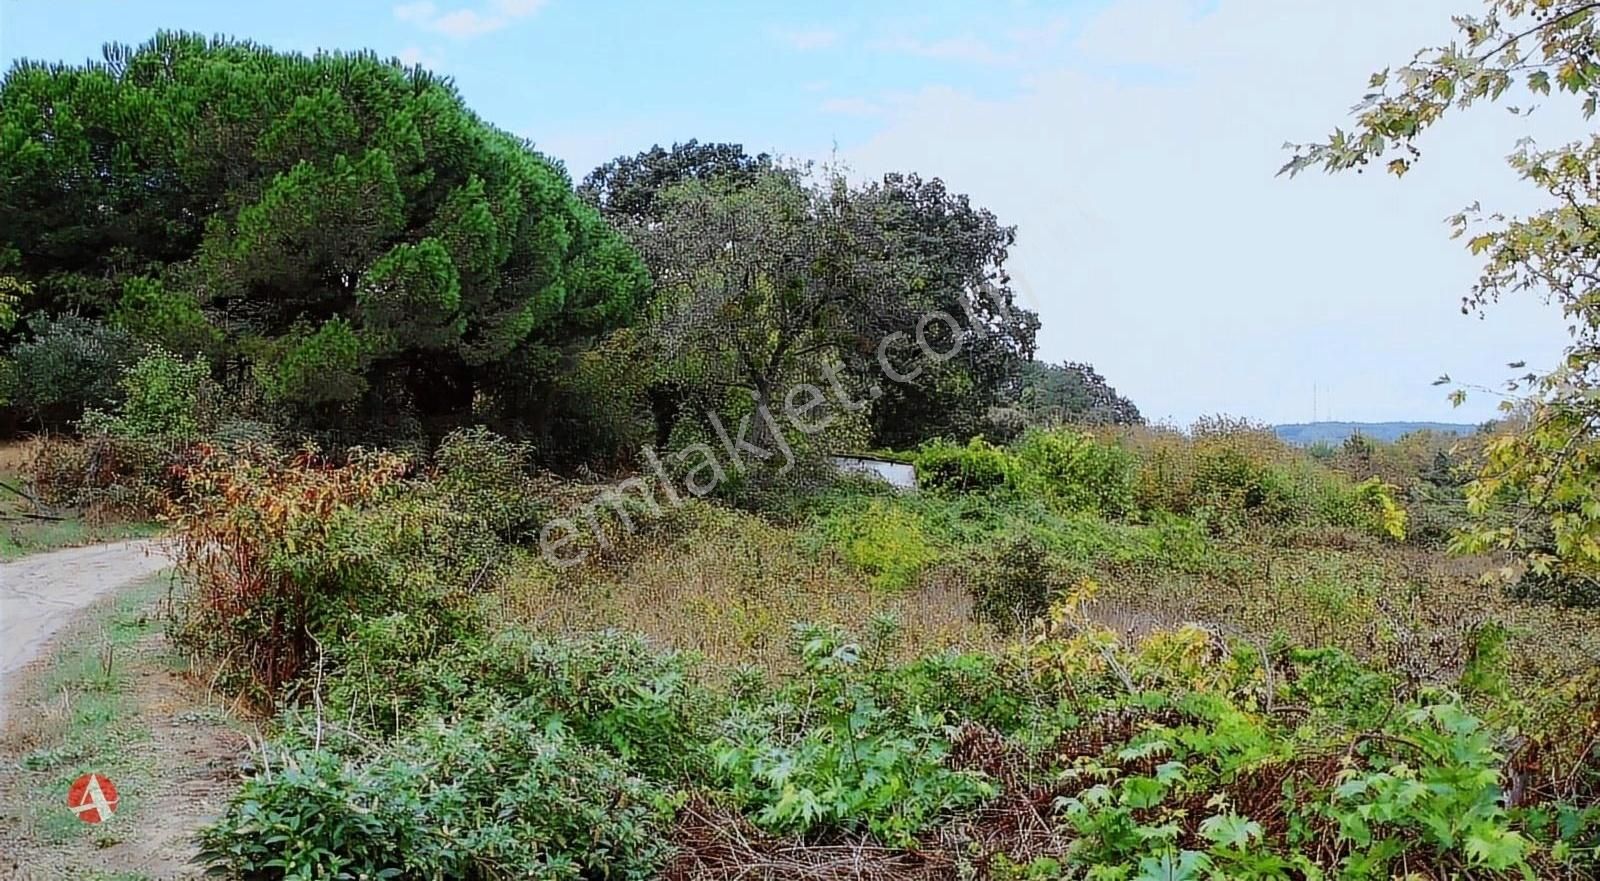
left=0, top=538, right=248, bottom=880
left=0, top=539, right=171, bottom=722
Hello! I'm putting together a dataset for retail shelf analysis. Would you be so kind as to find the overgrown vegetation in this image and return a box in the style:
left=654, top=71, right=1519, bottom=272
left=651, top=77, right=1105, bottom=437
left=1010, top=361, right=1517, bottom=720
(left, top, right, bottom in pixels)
left=1, top=16, right=1597, bottom=881
left=145, top=421, right=1595, bottom=879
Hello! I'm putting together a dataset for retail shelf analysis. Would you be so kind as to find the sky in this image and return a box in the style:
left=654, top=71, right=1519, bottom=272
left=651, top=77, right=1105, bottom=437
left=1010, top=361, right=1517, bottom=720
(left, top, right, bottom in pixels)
left=0, top=0, right=1582, bottom=425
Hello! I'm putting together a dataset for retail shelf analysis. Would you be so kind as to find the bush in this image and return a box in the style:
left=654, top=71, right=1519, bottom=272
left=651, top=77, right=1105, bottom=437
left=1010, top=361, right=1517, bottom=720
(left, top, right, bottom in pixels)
left=969, top=534, right=1061, bottom=632
left=433, top=425, right=544, bottom=544
left=7, top=315, right=137, bottom=428
left=197, top=702, right=674, bottom=881
left=914, top=436, right=1012, bottom=492
left=170, top=446, right=478, bottom=698
left=713, top=623, right=996, bottom=845
left=815, top=498, right=939, bottom=591
left=17, top=351, right=219, bottom=518
left=1127, top=422, right=1287, bottom=521
left=1012, top=428, right=1136, bottom=517
left=25, top=432, right=191, bottom=517
left=1189, top=444, right=1298, bottom=525
left=413, top=629, right=715, bottom=779
left=1350, top=476, right=1408, bottom=541
left=78, top=347, right=216, bottom=441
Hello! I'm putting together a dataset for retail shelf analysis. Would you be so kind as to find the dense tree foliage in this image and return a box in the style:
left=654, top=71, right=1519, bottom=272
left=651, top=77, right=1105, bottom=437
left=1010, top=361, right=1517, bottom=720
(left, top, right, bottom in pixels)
left=599, top=152, right=1043, bottom=452
left=628, top=171, right=901, bottom=442
left=1286, top=1, right=1600, bottom=596
left=0, top=32, right=1127, bottom=463
left=1007, top=360, right=1143, bottom=428
left=853, top=173, right=1040, bottom=449
left=579, top=139, right=775, bottom=225
left=0, top=32, right=647, bottom=437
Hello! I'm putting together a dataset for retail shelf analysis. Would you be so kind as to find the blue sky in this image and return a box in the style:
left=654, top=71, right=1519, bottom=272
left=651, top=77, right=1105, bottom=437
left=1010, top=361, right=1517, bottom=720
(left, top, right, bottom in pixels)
left=0, top=0, right=1575, bottom=425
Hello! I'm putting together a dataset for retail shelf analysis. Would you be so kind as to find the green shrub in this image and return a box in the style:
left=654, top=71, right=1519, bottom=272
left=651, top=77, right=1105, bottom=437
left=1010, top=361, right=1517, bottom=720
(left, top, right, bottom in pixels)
left=970, top=534, right=1061, bottom=632
left=1190, top=445, right=1296, bottom=523
left=815, top=498, right=939, bottom=591
left=197, top=702, right=675, bottom=881
left=713, top=624, right=996, bottom=844
left=320, top=610, right=476, bottom=737
left=21, top=350, right=219, bottom=516
left=1304, top=472, right=1410, bottom=542
left=1012, top=428, right=1137, bottom=516
left=7, top=315, right=137, bottom=428
left=0, top=275, right=21, bottom=332
left=434, top=425, right=544, bottom=544
left=1351, top=476, right=1408, bottom=541
left=425, top=629, right=715, bottom=779
left=1317, top=701, right=1533, bottom=873
left=870, top=650, right=1041, bottom=738
left=79, top=347, right=216, bottom=441
left=914, top=436, right=1013, bottom=492
left=1049, top=680, right=1539, bottom=877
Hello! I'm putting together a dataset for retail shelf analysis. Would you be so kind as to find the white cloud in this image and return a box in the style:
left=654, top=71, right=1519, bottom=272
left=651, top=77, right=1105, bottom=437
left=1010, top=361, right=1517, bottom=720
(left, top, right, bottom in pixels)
left=393, top=1, right=437, bottom=23
left=431, top=9, right=502, bottom=38
left=819, top=97, right=881, bottom=117
left=867, top=14, right=1073, bottom=68
left=495, top=0, right=546, bottom=14
left=870, top=34, right=1009, bottom=66
left=393, top=0, right=547, bottom=39
left=396, top=46, right=445, bottom=69
left=776, top=27, right=839, bottom=51
left=841, top=0, right=1579, bottom=424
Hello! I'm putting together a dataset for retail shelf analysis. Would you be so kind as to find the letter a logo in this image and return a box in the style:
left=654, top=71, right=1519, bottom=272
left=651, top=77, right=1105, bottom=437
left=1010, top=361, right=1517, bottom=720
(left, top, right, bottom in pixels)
left=67, top=773, right=119, bottom=823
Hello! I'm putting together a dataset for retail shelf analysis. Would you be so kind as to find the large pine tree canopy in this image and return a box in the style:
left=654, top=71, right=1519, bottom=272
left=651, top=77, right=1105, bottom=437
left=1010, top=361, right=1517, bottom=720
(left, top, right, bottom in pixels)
left=0, top=32, right=648, bottom=435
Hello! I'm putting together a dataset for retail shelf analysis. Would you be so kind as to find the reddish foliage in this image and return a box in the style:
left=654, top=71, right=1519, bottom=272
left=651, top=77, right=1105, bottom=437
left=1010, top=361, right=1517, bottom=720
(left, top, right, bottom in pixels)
left=169, top=445, right=412, bottom=696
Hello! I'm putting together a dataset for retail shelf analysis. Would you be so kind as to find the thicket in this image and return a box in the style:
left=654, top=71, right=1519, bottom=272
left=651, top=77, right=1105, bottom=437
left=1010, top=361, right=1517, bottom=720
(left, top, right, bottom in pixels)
left=788, top=426, right=1417, bottom=636
left=167, top=428, right=534, bottom=701
left=144, top=421, right=1594, bottom=878
left=194, top=575, right=1600, bottom=879
left=912, top=425, right=1405, bottom=542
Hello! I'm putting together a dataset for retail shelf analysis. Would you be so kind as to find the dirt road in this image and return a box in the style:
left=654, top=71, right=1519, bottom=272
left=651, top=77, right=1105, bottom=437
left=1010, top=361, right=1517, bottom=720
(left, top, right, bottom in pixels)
left=0, top=537, right=247, bottom=880
left=0, top=539, right=171, bottom=722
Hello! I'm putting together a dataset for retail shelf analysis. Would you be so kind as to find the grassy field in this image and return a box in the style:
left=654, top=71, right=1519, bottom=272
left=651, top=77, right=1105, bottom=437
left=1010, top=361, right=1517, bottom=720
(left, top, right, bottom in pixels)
left=498, top=481, right=1599, bottom=696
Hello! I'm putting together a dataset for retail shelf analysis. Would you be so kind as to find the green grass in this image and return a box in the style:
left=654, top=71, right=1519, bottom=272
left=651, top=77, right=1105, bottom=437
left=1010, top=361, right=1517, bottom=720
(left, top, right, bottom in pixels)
left=15, top=573, right=171, bottom=846
left=0, top=454, right=162, bottom=560
left=0, top=517, right=162, bottom=561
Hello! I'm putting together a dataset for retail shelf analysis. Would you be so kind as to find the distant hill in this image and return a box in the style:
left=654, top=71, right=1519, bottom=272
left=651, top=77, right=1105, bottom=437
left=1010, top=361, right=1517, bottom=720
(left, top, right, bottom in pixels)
left=1273, top=421, right=1479, bottom=445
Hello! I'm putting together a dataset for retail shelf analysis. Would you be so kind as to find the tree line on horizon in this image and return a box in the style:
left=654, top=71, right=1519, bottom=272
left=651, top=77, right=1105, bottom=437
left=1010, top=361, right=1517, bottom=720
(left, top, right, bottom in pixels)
left=0, top=32, right=1140, bottom=469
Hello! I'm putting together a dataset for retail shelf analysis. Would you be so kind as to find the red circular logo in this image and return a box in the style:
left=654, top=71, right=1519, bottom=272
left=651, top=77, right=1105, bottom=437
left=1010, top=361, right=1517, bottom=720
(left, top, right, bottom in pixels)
left=66, top=773, right=119, bottom=823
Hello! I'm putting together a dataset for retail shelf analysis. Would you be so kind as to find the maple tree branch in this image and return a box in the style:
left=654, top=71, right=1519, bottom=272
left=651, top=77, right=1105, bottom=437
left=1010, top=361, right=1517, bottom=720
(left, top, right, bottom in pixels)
left=1478, top=1, right=1600, bottom=63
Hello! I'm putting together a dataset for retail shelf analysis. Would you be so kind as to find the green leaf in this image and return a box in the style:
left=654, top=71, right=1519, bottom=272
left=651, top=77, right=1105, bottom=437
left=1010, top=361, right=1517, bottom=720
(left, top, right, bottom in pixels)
left=1198, top=812, right=1263, bottom=849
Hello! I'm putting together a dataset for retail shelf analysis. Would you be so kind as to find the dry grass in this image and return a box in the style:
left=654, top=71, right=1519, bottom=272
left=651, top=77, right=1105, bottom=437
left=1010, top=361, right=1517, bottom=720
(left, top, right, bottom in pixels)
left=491, top=489, right=1600, bottom=695
left=494, top=500, right=1003, bottom=675
left=1097, top=538, right=1600, bottom=690
left=0, top=437, right=38, bottom=477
